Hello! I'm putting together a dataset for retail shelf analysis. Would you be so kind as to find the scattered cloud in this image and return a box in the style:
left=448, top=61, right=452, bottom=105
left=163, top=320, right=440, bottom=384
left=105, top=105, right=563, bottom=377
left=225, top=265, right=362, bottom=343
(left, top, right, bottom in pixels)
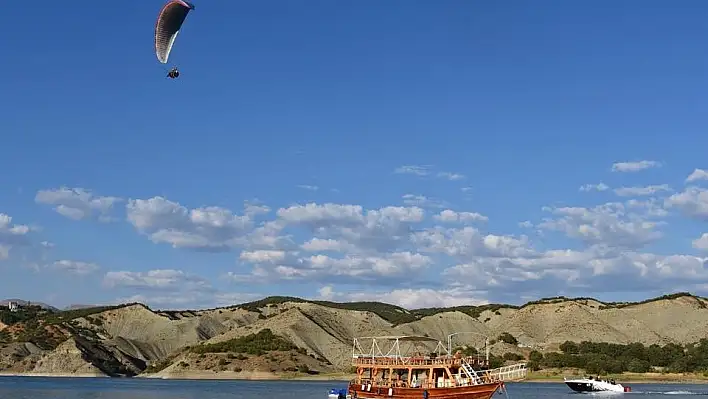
left=35, top=187, right=122, bottom=222
left=297, top=185, right=319, bottom=191
left=394, top=165, right=430, bottom=176
left=104, top=269, right=211, bottom=290
left=106, top=268, right=261, bottom=309
left=116, top=292, right=260, bottom=309
left=437, top=172, right=466, bottom=181
left=401, top=194, right=448, bottom=209
left=693, top=234, right=708, bottom=252
left=686, top=169, right=708, bottom=183
left=536, top=202, right=664, bottom=249
left=394, top=165, right=466, bottom=181
left=433, top=210, right=488, bottom=224
left=580, top=183, right=610, bottom=192
left=0, top=213, right=32, bottom=261
left=16, top=161, right=708, bottom=308
left=613, top=184, right=672, bottom=197
left=318, top=286, right=489, bottom=309
left=125, top=197, right=257, bottom=251
left=48, top=260, right=100, bottom=275
left=664, top=186, right=708, bottom=220
left=611, top=160, right=661, bottom=173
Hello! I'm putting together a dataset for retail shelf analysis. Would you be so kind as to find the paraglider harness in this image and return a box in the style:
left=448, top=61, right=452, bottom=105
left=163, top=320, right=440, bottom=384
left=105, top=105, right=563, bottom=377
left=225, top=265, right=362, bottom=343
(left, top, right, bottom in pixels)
left=167, top=67, right=180, bottom=79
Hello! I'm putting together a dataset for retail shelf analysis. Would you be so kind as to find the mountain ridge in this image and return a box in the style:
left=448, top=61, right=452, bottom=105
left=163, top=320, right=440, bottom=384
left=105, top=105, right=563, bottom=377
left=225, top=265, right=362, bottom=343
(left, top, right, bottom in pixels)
left=1, top=291, right=707, bottom=379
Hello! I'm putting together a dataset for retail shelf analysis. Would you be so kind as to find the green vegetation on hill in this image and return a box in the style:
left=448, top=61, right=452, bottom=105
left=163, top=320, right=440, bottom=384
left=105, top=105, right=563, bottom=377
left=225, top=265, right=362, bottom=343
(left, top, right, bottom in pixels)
left=597, top=292, right=705, bottom=310
left=0, top=303, right=140, bottom=350
left=413, top=304, right=518, bottom=319
left=0, top=305, right=48, bottom=325
left=233, top=292, right=706, bottom=325
left=529, top=339, right=708, bottom=375
left=236, top=296, right=419, bottom=325
left=42, top=303, right=139, bottom=324
left=0, top=329, right=10, bottom=343
left=191, top=329, right=302, bottom=356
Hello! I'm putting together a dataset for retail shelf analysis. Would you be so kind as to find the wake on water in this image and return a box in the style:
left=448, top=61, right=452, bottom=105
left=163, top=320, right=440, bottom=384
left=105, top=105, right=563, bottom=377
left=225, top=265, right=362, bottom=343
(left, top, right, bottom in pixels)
left=581, top=390, right=707, bottom=396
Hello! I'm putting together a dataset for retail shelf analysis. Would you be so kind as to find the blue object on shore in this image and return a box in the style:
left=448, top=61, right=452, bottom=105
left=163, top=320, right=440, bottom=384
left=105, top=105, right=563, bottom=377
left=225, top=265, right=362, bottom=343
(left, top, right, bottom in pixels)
left=328, top=388, right=348, bottom=398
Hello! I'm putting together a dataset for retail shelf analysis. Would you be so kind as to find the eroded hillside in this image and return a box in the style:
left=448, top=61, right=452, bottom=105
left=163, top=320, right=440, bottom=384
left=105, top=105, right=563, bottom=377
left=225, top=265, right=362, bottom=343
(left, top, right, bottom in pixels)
left=0, top=292, right=706, bottom=378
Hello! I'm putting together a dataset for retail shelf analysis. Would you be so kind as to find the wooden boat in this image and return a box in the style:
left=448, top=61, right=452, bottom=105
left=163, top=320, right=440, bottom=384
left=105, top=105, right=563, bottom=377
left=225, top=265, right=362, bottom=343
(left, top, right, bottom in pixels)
left=347, top=335, right=527, bottom=399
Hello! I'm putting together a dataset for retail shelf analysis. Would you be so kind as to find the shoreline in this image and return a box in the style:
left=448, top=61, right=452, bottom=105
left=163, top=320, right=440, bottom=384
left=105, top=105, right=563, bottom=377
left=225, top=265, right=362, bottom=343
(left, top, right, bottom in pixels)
left=2, top=371, right=708, bottom=384
left=0, top=372, right=107, bottom=378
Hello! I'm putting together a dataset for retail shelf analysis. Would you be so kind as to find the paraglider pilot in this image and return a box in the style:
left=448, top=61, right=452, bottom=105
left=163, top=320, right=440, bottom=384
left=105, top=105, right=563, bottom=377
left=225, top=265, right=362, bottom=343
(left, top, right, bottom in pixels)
left=167, top=67, right=180, bottom=79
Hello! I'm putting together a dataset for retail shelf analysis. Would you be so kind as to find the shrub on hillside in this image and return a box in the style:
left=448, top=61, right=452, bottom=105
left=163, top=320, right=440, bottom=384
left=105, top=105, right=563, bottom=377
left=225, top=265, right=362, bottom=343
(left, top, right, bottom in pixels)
left=536, top=338, right=708, bottom=374
left=191, top=329, right=297, bottom=355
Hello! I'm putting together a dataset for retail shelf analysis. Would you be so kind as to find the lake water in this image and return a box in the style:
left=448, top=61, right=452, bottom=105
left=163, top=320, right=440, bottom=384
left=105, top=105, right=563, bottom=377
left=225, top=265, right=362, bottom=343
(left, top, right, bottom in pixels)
left=0, top=377, right=707, bottom=399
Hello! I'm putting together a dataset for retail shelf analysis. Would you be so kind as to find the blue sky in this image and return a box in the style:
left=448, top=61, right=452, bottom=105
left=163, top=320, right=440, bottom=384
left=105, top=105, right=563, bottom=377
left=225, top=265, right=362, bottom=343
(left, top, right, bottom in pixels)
left=2, top=1, right=708, bottom=310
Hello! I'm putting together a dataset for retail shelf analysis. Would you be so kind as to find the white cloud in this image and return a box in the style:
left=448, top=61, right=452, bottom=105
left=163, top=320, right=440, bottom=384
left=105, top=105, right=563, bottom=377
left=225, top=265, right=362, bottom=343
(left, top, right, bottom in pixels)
left=104, top=269, right=211, bottom=291
left=611, top=160, right=662, bottom=173
left=686, top=169, right=708, bottom=183
left=297, top=185, right=319, bottom=191
left=665, top=186, right=708, bottom=220
left=243, top=202, right=271, bottom=217
left=412, top=226, right=534, bottom=259
left=235, top=251, right=432, bottom=284
left=0, top=213, right=32, bottom=261
left=35, top=187, right=122, bottom=221
left=394, top=165, right=466, bottom=181
left=318, top=285, right=335, bottom=300
left=536, top=202, right=664, bottom=249
left=613, top=184, right=672, bottom=197
left=117, top=292, right=260, bottom=310
left=49, top=260, right=99, bottom=275
left=319, top=286, right=489, bottom=309
left=125, top=196, right=257, bottom=251
left=402, top=194, right=448, bottom=209
left=433, top=210, right=488, bottom=224
left=437, top=172, right=466, bottom=181
left=394, top=165, right=430, bottom=176
left=300, top=238, right=357, bottom=253
left=693, top=234, right=708, bottom=251
left=580, top=183, right=610, bottom=192
left=240, top=249, right=289, bottom=263
left=32, top=161, right=708, bottom=307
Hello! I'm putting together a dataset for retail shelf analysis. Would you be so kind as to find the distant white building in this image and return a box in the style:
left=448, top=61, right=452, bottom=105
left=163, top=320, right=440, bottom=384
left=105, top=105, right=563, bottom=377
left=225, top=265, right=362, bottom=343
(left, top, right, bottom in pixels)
left=8, top=301, right=19, bottom=312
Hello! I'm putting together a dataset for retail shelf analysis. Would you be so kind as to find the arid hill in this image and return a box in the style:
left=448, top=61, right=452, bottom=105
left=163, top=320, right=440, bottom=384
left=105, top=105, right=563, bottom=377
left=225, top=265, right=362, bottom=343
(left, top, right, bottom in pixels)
left=0, top=292, right=706, bottom=378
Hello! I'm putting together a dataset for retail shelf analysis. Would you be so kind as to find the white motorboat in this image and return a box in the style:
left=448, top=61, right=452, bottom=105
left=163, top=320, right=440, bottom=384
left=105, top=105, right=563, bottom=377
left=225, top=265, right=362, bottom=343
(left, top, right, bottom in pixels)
left=563, top=376, right=631, bottom=393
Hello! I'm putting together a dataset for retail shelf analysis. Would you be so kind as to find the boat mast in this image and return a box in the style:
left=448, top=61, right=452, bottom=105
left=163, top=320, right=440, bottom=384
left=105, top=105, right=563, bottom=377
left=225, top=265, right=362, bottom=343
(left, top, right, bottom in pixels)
left=446, top=332, right=490, bottom=364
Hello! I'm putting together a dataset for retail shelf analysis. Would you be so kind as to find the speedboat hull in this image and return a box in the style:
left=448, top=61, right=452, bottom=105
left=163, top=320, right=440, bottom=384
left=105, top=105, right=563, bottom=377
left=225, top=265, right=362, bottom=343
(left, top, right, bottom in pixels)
left=564, top=378, right=630, bottom=393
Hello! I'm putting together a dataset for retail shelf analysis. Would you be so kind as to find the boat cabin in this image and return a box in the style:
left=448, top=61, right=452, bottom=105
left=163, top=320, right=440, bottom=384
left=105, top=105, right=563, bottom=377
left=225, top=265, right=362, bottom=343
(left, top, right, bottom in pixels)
left=351, top=335, right=526, bottom=391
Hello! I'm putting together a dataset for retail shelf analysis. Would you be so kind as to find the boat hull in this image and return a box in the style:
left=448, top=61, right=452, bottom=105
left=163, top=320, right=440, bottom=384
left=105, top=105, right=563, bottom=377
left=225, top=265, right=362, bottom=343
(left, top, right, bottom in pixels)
left=347, top=381, right=503, bottom=399
left=564, top=379, right=627, bottom=393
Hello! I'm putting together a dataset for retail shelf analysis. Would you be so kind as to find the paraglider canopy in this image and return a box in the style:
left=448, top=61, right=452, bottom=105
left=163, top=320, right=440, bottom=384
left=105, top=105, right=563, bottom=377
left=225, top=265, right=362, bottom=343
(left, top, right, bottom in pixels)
left=154, top=0, right=195, bottom=64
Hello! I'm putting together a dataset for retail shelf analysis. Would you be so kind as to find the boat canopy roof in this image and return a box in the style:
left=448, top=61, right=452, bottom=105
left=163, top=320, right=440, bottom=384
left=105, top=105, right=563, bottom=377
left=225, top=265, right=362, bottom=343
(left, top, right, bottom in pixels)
left=355, top=335, right=440, bottom=342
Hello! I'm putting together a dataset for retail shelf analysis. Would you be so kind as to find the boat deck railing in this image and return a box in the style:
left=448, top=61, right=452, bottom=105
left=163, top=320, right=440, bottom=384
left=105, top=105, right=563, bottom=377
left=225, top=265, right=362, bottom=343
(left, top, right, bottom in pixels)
left=483, top=363, right=528, bottom=382
left=350, top=362, right=528, bottom=389
left=350, top=377, right=497, bottom=390
left=353, top=355, right=489, bottom=368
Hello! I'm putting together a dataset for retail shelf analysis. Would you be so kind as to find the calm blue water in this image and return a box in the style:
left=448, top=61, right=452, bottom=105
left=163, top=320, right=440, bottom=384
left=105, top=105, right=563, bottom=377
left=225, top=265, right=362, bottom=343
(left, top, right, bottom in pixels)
left=0, top=378, right=707, bottom=399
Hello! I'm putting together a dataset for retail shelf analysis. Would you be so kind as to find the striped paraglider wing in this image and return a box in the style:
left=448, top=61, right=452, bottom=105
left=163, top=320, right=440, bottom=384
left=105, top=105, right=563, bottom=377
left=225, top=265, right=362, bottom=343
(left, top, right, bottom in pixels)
left=154, top=0, right=195, bottom=64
